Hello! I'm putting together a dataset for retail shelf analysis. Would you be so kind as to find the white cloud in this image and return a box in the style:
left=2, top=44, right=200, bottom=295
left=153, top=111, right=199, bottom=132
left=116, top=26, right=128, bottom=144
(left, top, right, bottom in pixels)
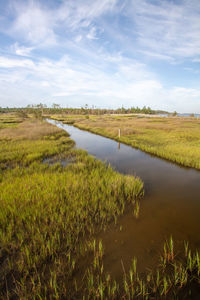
left=3, top=0, right=117, bottom=47
left=9, top=1, right=56, bottom=46
left=74, top=35, right=82, bottom=43
left=0, top=0, right=200, bottom=112
left=166, top=87, right=200, bottom=113
left=11, top=43, right=33, bottom=56
left=3, top=0, right=200, bottom=61
left=138, top=50, right=174, bottom=62
left=0, top=56, right=34, bottom=68
left=0, top=54, right=199, bottom=113
left=117, top=62, right=155, bottom=81
left=127, top=0, right=200, bottom=60
left=58, top=0, right=117, bottom=30
left=86, top=27, right=98, bottom=40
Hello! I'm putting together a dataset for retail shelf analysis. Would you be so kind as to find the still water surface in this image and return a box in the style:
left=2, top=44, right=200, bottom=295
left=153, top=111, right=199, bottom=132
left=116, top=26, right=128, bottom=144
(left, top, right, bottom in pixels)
left=48, top=119, right=200, bottom=278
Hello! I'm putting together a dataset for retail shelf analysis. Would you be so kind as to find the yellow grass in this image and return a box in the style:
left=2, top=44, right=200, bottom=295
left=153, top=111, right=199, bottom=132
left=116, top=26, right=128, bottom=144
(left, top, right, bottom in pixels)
left=48, top=114, right=200, bottom=169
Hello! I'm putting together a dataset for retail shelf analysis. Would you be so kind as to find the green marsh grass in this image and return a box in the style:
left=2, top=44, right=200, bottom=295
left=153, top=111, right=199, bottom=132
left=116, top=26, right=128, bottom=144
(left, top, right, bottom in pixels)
left=0, top=114, right=143, bottom=299
left=81, top=238, right=200, bottom=299
left=1, top=113, right=200, bottom=299
left=49, top=114, right=200, bottom=169
left=0, top=112, right=23, bottom=129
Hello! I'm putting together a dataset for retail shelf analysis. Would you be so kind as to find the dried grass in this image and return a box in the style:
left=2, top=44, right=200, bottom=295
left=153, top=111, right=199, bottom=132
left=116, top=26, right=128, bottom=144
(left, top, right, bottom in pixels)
left=0, top=119, right=61, bottom=140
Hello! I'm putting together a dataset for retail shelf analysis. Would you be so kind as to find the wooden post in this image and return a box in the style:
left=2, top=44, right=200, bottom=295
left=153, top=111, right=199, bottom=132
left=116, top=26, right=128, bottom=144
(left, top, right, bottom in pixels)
left=118, top=128, right=121, bottom=138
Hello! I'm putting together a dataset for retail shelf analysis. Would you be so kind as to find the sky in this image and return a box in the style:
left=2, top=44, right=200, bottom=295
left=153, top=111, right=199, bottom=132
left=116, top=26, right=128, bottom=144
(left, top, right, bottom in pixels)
left=0, top=0, right=200, bottom=113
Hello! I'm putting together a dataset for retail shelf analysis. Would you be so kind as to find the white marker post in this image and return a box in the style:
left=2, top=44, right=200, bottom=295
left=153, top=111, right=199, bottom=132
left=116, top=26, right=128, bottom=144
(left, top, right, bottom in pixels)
left=118, top=128, right=121, bottom=138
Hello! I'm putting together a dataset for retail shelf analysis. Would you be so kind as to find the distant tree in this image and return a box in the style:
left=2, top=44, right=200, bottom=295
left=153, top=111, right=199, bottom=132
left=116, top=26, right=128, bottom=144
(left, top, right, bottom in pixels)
left=52, top=103, right=60, bottom=109
left=36, top=103, right=47, bottom=116
left=84, top=104, right=89, bottom=114
left=121, top=106, right=126, bottom=113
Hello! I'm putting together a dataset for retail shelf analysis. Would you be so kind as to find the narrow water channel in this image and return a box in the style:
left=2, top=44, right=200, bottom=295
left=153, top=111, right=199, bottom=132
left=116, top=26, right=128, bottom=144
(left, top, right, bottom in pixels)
left=48, top=119, right=200, bottom=279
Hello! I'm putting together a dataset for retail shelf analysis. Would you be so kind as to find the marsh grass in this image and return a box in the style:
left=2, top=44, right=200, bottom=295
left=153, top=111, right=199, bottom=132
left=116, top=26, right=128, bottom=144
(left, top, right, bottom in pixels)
left=0, top=118, right=74, bottom=170
left=49, top=114, right=200, bottom=169
left=79, top=238, right=200, bottom=299
left=0, top=114, right=143, bottom=299
left=0, top=113, right=23, bottom=129
left=1, top=114, right=199, bottom=299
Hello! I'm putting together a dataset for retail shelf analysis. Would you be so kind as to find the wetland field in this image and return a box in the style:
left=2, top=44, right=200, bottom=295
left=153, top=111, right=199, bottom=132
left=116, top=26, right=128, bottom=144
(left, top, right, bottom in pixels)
left=50, top=113, right=200, bottom=169
left=0, top=112, right=200, bottom=299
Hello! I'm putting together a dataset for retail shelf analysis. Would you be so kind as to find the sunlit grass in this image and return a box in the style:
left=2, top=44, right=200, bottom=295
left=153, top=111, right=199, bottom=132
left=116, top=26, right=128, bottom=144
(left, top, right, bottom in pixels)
left=0, top=117, right=74, bottom=169
left=0, top=114, right=143, bottom=299
left=49, top=114, right=200, bottom=169
left=1, top=113, right=199, bottom=299
left=0, top=112, right=23, bottom=129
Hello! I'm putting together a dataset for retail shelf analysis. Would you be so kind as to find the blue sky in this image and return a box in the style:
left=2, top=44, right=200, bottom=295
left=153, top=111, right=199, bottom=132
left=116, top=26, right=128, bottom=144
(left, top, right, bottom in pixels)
left=0, top=0, right=200, bottom=112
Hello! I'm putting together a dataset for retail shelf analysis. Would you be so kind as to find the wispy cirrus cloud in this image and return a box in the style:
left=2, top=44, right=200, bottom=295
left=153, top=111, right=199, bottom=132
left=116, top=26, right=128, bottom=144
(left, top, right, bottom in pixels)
left=127, top=0, right=200, bottom=60
left=7, top=1, right=56, bottom=46
left=2, top=0, right=200, bottom=60
left=2, top=0, right=117, bottom=47
left=0, top=0, right=200, bottom=112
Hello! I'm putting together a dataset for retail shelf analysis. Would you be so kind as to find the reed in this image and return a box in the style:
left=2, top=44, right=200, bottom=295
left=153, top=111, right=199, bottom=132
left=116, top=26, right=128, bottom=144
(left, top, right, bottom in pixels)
left=0, top=113, right=143, bottom=299
left=49, top=114, right=200, bottom=169
left=81, top=237, right=200, bottom=299
left=1, top=114, right=199, bottom=299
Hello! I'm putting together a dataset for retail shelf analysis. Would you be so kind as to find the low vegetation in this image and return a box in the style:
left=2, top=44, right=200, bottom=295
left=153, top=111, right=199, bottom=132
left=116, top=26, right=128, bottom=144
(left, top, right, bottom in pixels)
left=0, top=113, right=143, bottom=299
left=0, top=113, right=23, bottom=129
left=0, top=113, right=200, bottom=299
left=0, top=105, right=164, bottom=116
left=83, top=237, right=200, bottom=299
left=49, top=114, right=200, bottom=170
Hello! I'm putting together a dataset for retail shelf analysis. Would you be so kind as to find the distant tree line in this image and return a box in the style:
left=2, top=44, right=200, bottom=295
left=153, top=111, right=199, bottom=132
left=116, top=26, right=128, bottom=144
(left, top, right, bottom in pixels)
left=0, top=104, right=168, bottom=115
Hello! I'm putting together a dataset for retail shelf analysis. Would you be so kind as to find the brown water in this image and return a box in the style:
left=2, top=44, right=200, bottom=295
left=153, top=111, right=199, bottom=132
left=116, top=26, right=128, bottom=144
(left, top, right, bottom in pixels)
left=48, top=119, right=200, bottom=279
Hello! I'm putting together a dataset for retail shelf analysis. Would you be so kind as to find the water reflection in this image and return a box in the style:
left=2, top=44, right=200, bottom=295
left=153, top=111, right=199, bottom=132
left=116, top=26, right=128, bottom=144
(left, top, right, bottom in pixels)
left=47, top=119, right=200, bottom=275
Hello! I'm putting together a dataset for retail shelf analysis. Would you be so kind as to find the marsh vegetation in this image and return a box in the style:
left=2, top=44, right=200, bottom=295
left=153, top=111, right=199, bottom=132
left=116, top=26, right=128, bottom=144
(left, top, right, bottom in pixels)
left=0, top=113, right=143, bottom=298
left=49, top=114, right=200, bottom=169
left=0, top=113, right=200, bottom=299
